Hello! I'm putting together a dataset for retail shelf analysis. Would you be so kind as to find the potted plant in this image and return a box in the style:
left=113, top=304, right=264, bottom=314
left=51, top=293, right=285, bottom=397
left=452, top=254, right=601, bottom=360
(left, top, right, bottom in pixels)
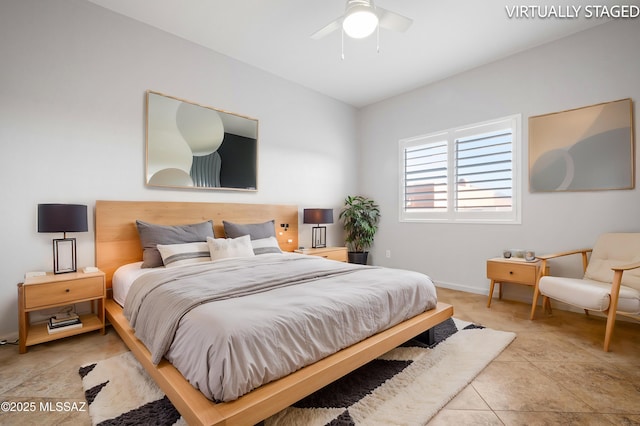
left=339, top=195, right=381, bottom=264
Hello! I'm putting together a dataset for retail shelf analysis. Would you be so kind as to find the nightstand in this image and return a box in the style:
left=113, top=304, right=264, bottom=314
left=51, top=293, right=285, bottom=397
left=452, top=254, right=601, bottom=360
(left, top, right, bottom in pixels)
left=486, top=258, right=547, bottom=308
left=294, top=246, right=348, bottom=262
left=18, top=270, right=106, bottom=353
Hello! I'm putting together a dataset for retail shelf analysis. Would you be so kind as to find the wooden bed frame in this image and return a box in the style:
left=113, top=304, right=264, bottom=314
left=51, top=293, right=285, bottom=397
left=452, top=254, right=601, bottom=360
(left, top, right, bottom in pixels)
left=95, top=200, right=454, bottom=426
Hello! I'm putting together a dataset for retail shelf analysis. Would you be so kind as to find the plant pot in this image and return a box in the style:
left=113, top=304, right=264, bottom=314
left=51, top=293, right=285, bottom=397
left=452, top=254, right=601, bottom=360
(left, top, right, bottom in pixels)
left=348, top=251, right=369, bottom=265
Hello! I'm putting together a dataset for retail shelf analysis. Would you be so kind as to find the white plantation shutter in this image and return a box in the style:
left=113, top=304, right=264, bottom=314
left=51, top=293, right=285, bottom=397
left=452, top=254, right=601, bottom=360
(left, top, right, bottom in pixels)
left=455, top=129, right=513, bottom=212
left=400, top=115, right=521, bottom=223
left=403, top=138, right=448, bottom=212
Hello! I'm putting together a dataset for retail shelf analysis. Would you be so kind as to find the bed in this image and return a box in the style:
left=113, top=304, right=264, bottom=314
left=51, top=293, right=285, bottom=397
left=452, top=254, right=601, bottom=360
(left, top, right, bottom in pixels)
left=96, top=200, right=453, bottom=426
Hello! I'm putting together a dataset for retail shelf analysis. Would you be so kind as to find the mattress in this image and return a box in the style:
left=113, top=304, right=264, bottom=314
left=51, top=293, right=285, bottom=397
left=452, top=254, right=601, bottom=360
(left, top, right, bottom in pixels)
left=115, top=253, right=438, bottom=402
left=112, top=261, right=148, bottom=306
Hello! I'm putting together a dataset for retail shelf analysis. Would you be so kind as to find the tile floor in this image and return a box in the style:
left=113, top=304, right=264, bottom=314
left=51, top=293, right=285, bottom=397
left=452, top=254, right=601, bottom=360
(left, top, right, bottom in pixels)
left=0, top=287, right=638, bottom=425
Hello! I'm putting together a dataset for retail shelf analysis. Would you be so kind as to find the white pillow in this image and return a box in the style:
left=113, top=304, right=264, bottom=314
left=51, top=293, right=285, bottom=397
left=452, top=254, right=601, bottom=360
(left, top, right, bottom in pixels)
left=207, top=235, right=255, bottom=261
left=156, top=242, right=211, bottom=267
left=251, top=236, right=283, bottom=255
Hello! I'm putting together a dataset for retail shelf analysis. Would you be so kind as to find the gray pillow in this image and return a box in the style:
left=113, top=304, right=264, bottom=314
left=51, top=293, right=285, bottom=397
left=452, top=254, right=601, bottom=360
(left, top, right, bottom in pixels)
left=222, top=220, right=276, bottom=241
left=136, top=220, right=214, bottom=268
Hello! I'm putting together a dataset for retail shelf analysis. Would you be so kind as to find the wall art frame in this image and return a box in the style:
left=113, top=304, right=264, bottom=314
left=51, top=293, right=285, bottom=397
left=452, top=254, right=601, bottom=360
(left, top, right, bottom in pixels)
left=528, top=98, right=634, bottom=192
left=145, top=90, right=259, bottom=191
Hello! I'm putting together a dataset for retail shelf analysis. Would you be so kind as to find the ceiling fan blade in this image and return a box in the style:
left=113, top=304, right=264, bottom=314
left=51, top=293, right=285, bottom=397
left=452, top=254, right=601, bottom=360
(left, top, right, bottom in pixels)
left=377, top=7, right=413, bottom=32
left=311, top=18, right=342, bottom=40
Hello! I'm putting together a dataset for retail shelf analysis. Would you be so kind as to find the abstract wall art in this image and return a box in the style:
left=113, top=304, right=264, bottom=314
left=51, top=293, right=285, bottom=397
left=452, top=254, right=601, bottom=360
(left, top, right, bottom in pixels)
left=529, top=98, right=634, bottom=192
left=145, top=91, right=258, bottom=191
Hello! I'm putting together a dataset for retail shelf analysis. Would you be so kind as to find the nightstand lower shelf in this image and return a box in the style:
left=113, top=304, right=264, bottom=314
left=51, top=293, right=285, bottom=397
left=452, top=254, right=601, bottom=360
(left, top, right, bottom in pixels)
left=25, top=314, right=104, bottom=347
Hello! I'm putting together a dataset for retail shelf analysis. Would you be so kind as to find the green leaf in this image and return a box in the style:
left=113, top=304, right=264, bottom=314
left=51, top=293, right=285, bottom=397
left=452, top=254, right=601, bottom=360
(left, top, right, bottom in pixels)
left=339, top=195, right=380, bottom=252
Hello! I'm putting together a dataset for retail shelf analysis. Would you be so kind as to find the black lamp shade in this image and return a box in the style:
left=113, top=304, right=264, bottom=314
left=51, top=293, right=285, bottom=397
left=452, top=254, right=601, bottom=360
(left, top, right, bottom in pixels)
left=38, top=204, right=88, bottom=233
left=303, top=208, right=333, bottom=225
left=37, top=204, right=88, bottom=274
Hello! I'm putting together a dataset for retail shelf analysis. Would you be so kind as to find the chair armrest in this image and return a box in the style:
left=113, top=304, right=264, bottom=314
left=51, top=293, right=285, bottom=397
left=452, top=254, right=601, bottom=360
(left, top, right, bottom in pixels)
left=537, top=248, right=593, bottom=275
left=608, top=261, right=640, bottom=326
left=537, top=248, right=592, bottom=260
left=611, top=260, right=640, bottom=272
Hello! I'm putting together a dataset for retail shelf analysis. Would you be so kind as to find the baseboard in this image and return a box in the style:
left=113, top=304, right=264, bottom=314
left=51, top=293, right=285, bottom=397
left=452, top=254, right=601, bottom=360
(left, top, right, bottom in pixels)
left=435, top=280, right=488, bottom=295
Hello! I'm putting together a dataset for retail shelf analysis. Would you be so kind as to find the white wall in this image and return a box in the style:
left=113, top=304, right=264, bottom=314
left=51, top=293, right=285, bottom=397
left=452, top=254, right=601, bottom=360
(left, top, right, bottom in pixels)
left=0, top=0, right=358, bottom=338
left=358, top=19, right=640, bottom=301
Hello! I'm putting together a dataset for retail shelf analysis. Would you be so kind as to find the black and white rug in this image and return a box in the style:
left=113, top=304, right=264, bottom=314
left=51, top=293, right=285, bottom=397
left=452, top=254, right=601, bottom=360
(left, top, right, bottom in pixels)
left=79, top=318, right=515, bottom=425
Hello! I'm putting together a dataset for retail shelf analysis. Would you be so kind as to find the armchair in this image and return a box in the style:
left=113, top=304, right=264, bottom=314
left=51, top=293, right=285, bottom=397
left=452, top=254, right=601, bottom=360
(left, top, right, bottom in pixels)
left=530, top=233, right=640, bottom=351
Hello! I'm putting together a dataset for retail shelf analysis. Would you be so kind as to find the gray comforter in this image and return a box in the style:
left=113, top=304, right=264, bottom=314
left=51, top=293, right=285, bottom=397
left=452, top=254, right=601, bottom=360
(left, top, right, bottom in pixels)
left=124, top=253, right=437, bottom=402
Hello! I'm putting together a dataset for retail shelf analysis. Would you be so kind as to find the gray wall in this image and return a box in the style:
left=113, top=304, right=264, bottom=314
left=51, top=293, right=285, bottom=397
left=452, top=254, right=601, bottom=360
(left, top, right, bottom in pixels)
left=359, top=19, right=640, bottom=301
left=0, top=0, right=358, bottom=338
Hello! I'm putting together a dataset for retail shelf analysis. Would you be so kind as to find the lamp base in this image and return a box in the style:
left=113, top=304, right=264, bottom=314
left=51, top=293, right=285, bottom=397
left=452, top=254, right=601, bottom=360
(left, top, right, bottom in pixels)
left=53, top=238, right=77, bottom=274
left=311, top=226, right=327, bottom=249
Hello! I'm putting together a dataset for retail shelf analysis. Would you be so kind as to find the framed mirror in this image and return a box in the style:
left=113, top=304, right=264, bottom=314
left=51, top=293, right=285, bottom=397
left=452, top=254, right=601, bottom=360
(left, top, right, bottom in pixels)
left=145, top=91, right=258, bottom=191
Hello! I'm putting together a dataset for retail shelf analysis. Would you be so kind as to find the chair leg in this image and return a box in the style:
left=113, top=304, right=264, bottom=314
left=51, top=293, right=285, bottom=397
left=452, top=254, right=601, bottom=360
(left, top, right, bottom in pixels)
left=603, top=270, right=624, bottom=352
left=530, top=283, right=540, bottom=320
left=530, top=263, right=545, bottom=320
left=584, top=309, right=589, bottom=316
left=604, top=309, right=616, bottom=352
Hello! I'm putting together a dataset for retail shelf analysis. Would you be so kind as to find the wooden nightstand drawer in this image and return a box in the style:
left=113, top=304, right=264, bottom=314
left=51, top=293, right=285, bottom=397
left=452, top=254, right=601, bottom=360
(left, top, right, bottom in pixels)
left=295, top=247, right=348, bottom=262
left=24, top=276, right=104, bottom=309
left=323, top=249, right=348, bottom=262
left=486, top=261, right=537, bottom=285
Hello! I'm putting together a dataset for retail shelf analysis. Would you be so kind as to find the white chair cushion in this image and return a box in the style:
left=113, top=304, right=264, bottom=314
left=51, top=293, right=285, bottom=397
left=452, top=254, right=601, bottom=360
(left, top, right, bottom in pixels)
left=584, top=233, right=640, bottom=291
left=539, top=276, right=640, bottom=314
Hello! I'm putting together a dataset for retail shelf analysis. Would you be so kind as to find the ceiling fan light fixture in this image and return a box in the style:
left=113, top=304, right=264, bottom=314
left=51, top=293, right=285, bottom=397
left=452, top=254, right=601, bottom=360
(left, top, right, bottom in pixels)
left=342, top=6, right=378, bottom=39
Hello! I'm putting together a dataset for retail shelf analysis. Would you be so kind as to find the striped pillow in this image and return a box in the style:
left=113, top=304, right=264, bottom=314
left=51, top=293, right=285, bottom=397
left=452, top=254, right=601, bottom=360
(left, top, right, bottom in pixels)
left=156, top=242, right=211, bottom=267
left=251, top=237, right=283, bottom=255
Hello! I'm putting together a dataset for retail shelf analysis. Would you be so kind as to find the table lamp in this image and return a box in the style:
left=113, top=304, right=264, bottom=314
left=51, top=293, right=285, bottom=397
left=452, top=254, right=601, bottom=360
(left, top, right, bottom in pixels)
left=303, top=208, right=333, bottom=249
left=37, top=204, right=88, bottom=274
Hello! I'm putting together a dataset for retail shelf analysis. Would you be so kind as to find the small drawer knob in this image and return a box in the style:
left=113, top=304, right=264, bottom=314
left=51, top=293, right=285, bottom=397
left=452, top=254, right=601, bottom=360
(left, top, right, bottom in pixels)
left=65, top=288, right=70, bottom=293
left=509, top=271, right=513, bottom=275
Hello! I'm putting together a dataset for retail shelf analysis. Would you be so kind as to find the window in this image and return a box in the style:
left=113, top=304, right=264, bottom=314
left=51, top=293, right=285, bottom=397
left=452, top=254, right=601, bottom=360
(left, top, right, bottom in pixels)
left=399, top=115, right=521, bottom=224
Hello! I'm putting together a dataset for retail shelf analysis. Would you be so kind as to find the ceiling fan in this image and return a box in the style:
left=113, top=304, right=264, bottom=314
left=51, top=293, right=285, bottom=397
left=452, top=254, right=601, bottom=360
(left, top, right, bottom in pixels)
left=311, top=0, right=413, bottom=41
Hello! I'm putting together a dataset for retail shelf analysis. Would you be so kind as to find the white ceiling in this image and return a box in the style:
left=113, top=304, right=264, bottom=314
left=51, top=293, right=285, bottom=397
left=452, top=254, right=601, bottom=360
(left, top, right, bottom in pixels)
left=86, top=0, right=617, bottom=108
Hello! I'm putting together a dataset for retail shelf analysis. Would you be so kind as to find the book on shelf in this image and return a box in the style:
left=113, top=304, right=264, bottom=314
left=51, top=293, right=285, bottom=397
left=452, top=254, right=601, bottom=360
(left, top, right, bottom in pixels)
left=52, top=312, right=79, bottom=322
left=49, top=318, right=80, bottom=327
left=49, top=312, right=80, bottom=326
left=47, top=318, right=82, bottom=334
left=49, top=318, right=80, bottom=328
left=49, top=315, right=80, bottom=325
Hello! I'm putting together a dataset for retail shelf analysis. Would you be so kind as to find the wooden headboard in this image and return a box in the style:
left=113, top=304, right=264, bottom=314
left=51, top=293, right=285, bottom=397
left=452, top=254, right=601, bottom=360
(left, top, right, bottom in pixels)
left=95, top=200, right=299, bottom=288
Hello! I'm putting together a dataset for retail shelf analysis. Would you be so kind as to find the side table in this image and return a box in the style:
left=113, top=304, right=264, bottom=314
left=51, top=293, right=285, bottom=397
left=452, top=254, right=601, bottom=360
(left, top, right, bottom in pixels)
left=486, top=258, right=546, bottom=308
left=18, top=270, right=106, bottom=353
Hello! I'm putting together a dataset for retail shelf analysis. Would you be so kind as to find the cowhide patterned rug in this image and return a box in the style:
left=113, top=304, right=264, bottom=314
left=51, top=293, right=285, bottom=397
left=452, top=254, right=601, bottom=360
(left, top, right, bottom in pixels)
left=79, top=318, right=515, bottom=425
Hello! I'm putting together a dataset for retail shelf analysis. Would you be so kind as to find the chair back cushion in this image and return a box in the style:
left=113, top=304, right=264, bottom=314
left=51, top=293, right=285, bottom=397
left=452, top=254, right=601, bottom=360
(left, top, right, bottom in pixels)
left=584, top=233, right=640, bottom=290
